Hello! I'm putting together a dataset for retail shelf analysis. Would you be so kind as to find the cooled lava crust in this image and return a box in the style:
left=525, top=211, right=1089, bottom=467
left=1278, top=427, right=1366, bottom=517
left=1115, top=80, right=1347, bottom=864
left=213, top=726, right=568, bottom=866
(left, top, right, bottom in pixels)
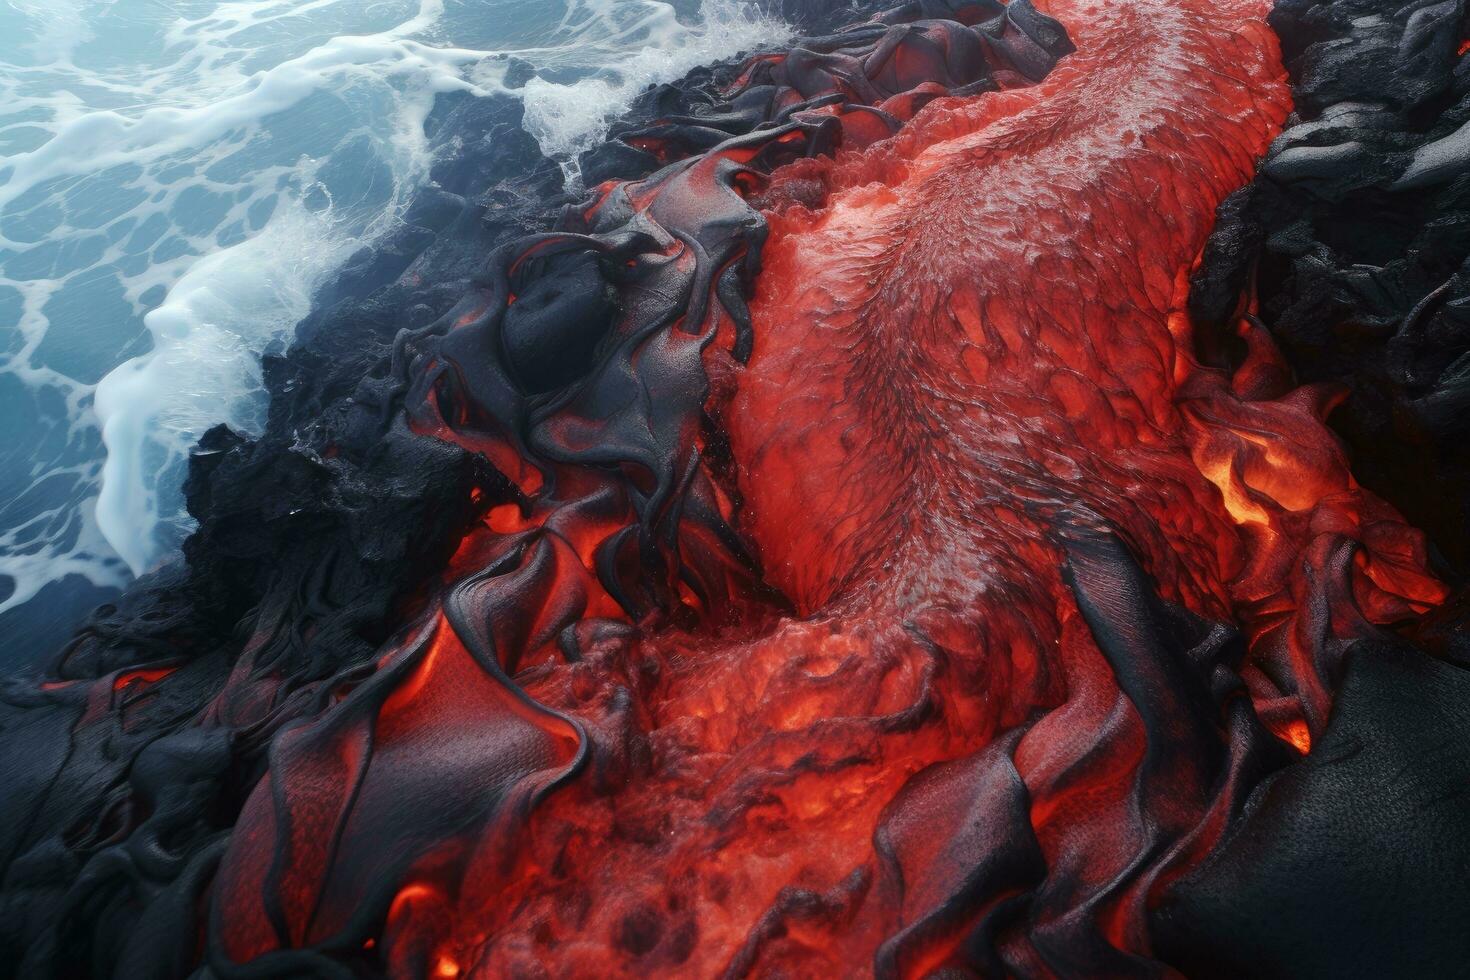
left=3, top=1, right=1470, bottom=978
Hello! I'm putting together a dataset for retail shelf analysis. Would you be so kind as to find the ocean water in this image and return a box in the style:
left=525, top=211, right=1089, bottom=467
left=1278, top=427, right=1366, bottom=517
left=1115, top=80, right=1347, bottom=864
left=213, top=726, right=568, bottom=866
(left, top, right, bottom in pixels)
left=0, top=0, right=789, bottom=661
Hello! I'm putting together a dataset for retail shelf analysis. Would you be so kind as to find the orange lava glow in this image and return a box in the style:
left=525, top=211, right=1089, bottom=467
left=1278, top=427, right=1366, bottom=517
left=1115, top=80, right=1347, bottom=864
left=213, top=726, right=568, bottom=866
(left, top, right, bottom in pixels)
left=191, top=0, right=1447, bottom=976
left=1280, top=719, right=1313, bottom=755
left=111, top=667, right=175, bottom=692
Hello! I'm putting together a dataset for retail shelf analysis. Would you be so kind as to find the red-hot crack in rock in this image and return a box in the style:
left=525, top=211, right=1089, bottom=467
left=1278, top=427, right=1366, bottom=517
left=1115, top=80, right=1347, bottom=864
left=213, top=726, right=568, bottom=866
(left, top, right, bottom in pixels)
left=196, top=0, right=1450, bottom=977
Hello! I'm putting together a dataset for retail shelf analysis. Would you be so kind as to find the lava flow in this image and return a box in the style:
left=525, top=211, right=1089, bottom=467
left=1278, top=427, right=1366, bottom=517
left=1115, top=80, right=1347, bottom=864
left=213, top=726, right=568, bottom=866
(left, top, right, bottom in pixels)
left=215, top=0, right=1445, bottom=975
left=2, top=0, right=1458, bottom=978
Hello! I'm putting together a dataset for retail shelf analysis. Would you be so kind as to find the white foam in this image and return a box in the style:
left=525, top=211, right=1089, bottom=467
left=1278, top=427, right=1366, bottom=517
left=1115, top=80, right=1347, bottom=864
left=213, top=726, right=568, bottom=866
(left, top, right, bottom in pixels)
left=520, top=0, right=790, bottom=184
left=94, top=202, right=348, bottom=574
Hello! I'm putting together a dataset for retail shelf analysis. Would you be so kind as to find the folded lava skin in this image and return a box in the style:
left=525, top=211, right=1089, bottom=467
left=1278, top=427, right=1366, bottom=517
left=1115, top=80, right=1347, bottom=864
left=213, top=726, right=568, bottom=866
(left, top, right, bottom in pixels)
left=4, top=1, right=1470, bottom=978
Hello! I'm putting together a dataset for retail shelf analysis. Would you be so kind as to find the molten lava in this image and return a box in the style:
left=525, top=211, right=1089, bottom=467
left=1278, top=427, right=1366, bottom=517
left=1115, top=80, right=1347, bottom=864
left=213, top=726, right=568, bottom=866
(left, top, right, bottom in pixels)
left=6, top=0, right=1454, bottom=977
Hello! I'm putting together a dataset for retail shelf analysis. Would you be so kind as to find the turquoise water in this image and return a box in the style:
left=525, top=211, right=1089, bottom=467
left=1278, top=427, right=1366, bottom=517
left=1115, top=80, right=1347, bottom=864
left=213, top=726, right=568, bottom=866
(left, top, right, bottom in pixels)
left=0, top=0, right=788, bottom=656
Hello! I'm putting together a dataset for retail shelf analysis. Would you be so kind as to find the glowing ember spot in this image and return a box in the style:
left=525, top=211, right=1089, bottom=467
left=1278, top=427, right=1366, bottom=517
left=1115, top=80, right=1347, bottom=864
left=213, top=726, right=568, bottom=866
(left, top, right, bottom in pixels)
left=1196, top=450, right=1274, bottom=528
left=1281, top=720, right=1312, bottom=755
left=485, top=502, right=531, bottom=534
left=111, top=667, right=175, bottom=692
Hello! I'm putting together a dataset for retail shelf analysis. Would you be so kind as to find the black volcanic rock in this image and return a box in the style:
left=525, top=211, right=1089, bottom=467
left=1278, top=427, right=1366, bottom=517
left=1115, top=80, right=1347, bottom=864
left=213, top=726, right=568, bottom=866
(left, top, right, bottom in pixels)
left=1154, top=638, right=1470, bottom=979
left=1190, top=0, right=1470, bottom=574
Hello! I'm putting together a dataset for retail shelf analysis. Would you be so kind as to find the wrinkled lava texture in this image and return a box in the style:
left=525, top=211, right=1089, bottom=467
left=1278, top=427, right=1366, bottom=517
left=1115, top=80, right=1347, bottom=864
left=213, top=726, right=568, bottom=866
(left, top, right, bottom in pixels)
left=4, top=0, right=1470, bottom=978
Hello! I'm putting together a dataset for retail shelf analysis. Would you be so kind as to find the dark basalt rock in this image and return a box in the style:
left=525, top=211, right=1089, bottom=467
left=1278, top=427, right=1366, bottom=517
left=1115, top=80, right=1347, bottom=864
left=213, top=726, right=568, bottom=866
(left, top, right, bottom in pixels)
left=500, top=251, right=621, bottom=394
left=1190, top=0, right=1470, bottom=574
left=1153, top=638, right=1470, bottom=979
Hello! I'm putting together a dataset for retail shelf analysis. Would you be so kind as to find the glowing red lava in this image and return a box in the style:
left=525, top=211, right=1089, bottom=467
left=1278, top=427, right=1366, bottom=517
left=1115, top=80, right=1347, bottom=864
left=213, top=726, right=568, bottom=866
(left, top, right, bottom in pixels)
left=199, top=0, right=1447, bottom=976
